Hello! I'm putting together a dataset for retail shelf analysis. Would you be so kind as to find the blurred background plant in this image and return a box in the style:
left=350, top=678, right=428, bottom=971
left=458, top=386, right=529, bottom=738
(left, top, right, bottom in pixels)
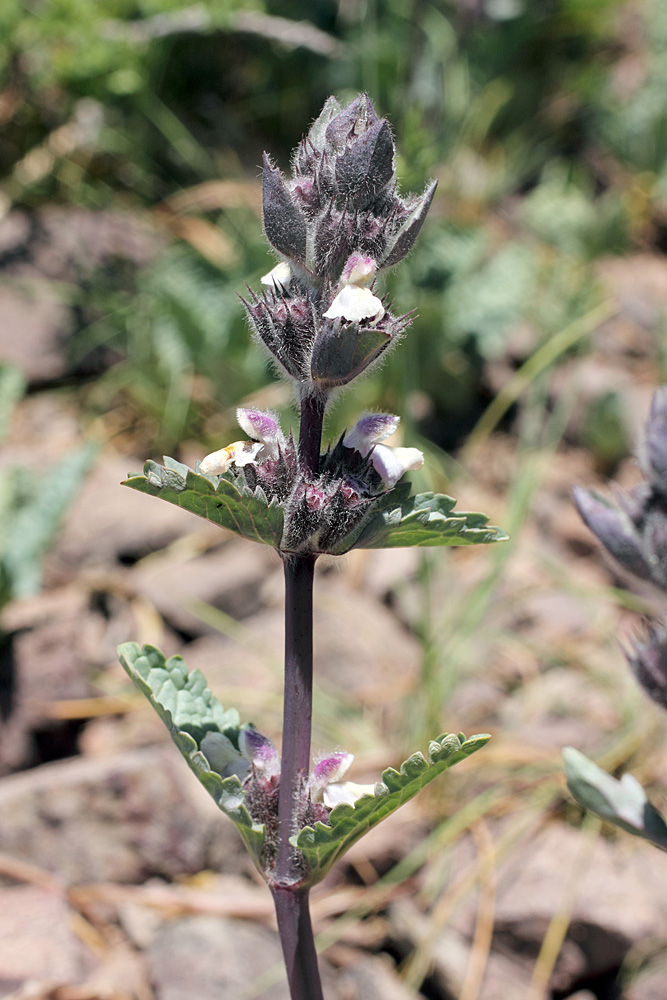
left=3, top=0, right=664, bottom=454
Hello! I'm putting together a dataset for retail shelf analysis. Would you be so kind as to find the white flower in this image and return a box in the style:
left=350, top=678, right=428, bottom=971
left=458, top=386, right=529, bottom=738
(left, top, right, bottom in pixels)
left=322, top=780, right=376, bottom=808
left=371, top=444, right=424, bottom=487
left=260, top=261, right=292, bottom=288
left=323, top=252, right=384, bottom=323
left=199, top=408, right=281, bottom=475
left=343, top=411, right=424, bottom=486
left=200, top=440, right=264, bottom=475
left=323, top=284, right=385, bottom=322
left=309, top=751, right=375, bottom=808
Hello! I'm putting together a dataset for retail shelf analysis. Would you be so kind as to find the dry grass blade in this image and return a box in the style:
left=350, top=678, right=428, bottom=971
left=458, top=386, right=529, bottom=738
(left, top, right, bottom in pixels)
left=525, top=816, right=602, bottom=1000
left=458, top=820, right=496, bottom=1000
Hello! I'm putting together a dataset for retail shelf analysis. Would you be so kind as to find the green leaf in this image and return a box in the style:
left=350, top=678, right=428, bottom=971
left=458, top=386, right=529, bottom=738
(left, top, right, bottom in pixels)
left=117, top=641, right=266, bottom=869
left=2, top=442, right=97, bottom=600
left=351, top=490, right=509, bottom=550
left=124, top=459, right=284, bottom=547
left=0, top=364, right=25, bottom=444
left=294, top=732, right=490, bottom=886
left=564, top=747, right=667, bottom=850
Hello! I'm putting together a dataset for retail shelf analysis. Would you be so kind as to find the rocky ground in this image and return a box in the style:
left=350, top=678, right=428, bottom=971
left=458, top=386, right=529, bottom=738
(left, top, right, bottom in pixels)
left=2, top=209, right=667, bottom=1000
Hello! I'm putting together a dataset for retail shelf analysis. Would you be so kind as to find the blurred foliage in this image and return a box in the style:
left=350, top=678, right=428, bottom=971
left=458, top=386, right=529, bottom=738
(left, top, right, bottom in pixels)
left=0, top=0, right=664, bottom=452
left=0, top=365, right=96, bottom=610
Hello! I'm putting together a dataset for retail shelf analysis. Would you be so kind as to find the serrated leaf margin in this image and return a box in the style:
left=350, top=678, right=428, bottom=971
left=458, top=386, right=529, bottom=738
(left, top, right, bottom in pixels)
left=123, top=459, right=284, bottom=548
left=117, top=641, right=266, bottom=867
left=293, top=731, right=490, bottom=885
left=350, top=490, right=508, bottom=550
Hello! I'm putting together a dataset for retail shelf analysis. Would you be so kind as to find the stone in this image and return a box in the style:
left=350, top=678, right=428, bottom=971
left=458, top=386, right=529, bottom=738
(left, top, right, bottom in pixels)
left=0, top=287, right=70, bottom=383
left=51, top=453, right=221, bottom=574
left=129, top=536, right=280, bottom=635
left=336, top=953, right=422, bottom=1000
left=148, top=915, right=291, bottom=1000
left=0, top=885, right=96, bottom=993
left=388, top=900, right=534, bottom=1000
left=0, top=746, right=247, bottom=884
left=454, top=823, right=667, bottom=993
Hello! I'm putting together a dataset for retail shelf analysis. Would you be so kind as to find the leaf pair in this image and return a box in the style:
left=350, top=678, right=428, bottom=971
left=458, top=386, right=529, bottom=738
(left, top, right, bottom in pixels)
left=119, top=642, right=489, bottom=887
left=123, top=458, right=508, bottom=554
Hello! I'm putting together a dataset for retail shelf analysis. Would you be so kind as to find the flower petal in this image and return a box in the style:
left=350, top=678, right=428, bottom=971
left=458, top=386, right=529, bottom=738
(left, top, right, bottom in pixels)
left=341, top=253, right=377, bottom=287
left=322, top=781, right=376, bottom=808
left=239, top=724, right=281, bottom=777
left=323, top=284, right=384, bottom=323
left=343, top=411, right=400, bottom=456
left=200, top=440, right=263, bottom=475
left=236, top=408, right=280, bottom=453
left=311, top=752, right=354, bottom=788
left=260, top=261, right=292, bottom=288
left=372, top=444, right=424, bottom=487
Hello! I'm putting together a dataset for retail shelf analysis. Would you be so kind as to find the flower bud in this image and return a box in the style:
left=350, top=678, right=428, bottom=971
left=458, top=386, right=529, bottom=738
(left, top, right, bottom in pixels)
left=334, top=118, right=394, bottom=207
left=251, top=94, right=436, bottom=392
left=341, top=253, right=377, bottom=286
left=262, top=152, right=307, bottom=265
left=239, top=724, right=281, bottom=778
left=645, top=387, right=667, bottom=499
left=626, top=623, right=667, bottom=712
left=572, top=486, right=653, bottom=582
left=241, top=286, right=313, bottom=381
left=324, top=94, right=379, bottom=150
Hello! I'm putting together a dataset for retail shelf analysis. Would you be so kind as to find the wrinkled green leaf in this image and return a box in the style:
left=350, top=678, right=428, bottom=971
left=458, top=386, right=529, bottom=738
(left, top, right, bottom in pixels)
left=295, top=732, right=490, bottom=885
left=350, top=490, right=508, bottom=550
left=564, top=747, right=667, bottom=850
left=124, top=459, right=284, bottom=547
left=118, top=641, right=266, bottom=868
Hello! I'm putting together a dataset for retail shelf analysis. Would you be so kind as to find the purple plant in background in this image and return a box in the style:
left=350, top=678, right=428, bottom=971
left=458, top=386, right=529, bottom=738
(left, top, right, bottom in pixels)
left=574, top=387, right=667, bottom=709
left=119, top=95, right=506, bottom=1000
left=566, top=388, right=667, bottom=850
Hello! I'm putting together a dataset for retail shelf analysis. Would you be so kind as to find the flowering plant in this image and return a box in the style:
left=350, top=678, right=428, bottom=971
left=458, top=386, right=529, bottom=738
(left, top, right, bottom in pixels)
left=119, top=95, right=507, bottom=999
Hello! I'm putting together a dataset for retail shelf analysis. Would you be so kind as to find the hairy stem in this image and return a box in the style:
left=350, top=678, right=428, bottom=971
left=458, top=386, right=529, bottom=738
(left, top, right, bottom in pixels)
left=272, top=389, right=326, bottom=998
left=277, top=552, right=316, bottom=881
left=298, top=389, right=326, bottom=477
left=272, top=887, right=324, bottom=1000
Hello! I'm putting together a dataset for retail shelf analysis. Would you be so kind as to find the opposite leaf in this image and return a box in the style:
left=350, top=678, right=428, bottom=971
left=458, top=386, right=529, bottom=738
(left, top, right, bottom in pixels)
left=295, top=732, right=490, bottom=886
left=351, top=490, right=508, bottom=550
left=117, top=642, right=266, bottom=869
left=563, top=746, right=667, bottom=850
left=124, top=459, right=284, bottom=548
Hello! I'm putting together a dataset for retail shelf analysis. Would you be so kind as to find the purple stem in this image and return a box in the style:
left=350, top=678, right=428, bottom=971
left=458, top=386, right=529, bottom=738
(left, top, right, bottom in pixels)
left=276, top=551, right=316, bottom=881
left=272, top=887, right=324, bottom=1000
left=298, top=389, right=326, bottom=477
left=272, top=387, right=326, bottom=999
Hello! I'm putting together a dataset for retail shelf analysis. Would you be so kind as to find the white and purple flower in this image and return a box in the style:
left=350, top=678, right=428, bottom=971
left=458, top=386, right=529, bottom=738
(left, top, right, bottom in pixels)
left=200, top=407, right=282, bottom=476
left=344, top=410, right=424, bottom=487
